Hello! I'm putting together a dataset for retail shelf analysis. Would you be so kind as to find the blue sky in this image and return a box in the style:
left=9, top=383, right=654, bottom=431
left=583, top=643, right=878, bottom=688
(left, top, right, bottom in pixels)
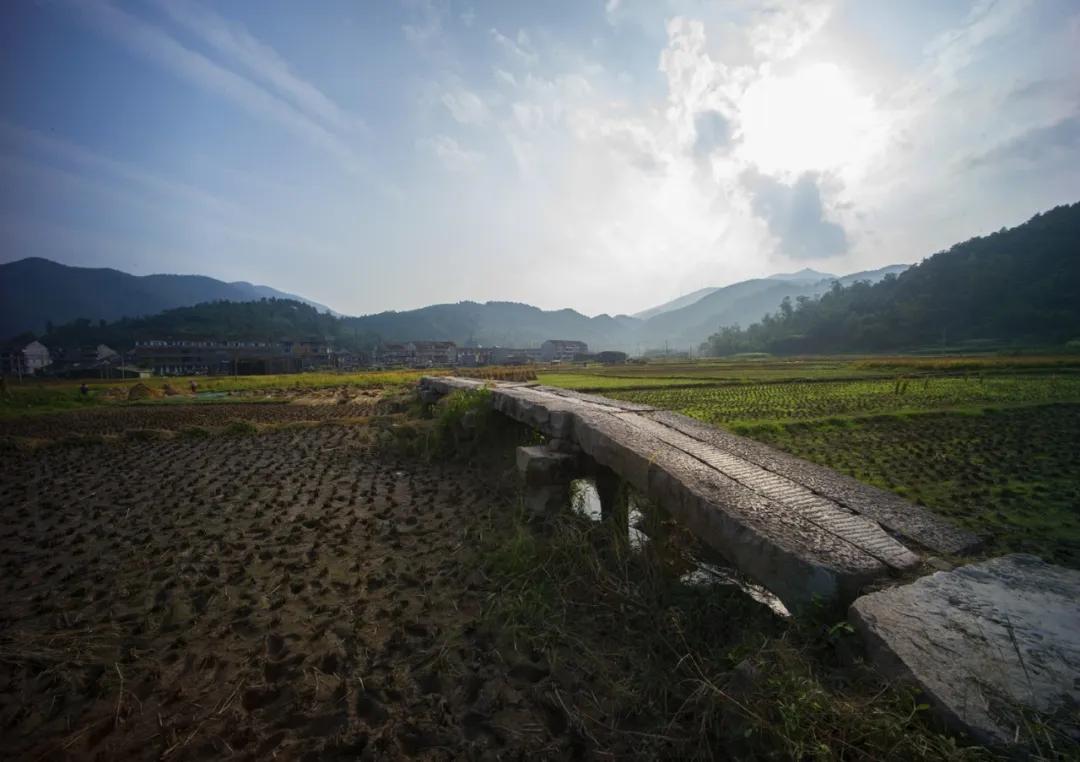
left=2, top=0, right=1078, bottom=316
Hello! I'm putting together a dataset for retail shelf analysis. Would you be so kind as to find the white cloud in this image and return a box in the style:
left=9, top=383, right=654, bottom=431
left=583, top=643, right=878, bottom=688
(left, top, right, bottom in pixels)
left=419, top=135, right=482, bottom=171
left=511, top=102, right=544, bottom=132
left=490, top=27, right=538, bottom=66
left=746, top=0, right=834, bottom=61
left=494, top=68, right=517, bottom=87
left=441, top=88, right=489, bottom=125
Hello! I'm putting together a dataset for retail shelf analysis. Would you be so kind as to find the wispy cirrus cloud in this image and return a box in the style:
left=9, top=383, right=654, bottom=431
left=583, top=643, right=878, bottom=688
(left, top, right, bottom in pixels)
left=441, top=88, right=489, bottom=125
left=962, top=115, right=1080, bottom=171
left=150, top=0, right=364, bottom=135
left=68, top=0, right=363, bottom=172
left=0, top=119, right=237, bottom=216
left=489, top=27, right=538, bottom=66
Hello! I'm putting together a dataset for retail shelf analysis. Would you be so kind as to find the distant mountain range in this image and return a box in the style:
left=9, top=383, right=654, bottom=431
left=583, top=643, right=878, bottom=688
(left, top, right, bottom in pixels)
left=0, top=258, right=335, bottom=337
left=342, top=264, right=907, bottom=351
left=1, top=256, right=909, bottom=350
left=630, top=264, right=908, bottom=348
left=7, top=203, right=1074, bottom=354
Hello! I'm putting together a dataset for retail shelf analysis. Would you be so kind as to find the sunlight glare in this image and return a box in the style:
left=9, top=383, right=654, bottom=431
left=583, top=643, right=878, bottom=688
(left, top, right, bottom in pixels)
left=737, top=63, right=878, bottom=176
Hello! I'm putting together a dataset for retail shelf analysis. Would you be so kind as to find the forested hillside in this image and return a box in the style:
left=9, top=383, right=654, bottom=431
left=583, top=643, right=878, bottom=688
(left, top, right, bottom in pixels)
left=701, top=204, right=1080, bottom=355
left=33, top=299, right=377, bottom=351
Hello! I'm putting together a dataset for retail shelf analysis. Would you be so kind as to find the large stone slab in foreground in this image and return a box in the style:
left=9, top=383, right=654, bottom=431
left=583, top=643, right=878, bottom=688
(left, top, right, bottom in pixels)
left=850, top=554, right=1080, bottom=746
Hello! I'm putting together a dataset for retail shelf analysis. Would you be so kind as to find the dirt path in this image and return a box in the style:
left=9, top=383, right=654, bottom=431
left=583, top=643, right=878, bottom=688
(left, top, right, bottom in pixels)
left=0, top=421, right=563, bottom=760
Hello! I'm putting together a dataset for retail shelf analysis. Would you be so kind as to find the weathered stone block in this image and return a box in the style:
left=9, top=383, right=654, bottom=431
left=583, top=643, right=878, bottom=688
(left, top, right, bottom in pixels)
left=850, top=555, right=1080, bottom=747
left=516, top=445, right=577, bottom=487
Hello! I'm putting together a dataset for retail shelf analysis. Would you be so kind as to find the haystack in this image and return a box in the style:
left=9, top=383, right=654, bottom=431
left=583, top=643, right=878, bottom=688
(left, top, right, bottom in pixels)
left=127, top=383, right=162, bottom=401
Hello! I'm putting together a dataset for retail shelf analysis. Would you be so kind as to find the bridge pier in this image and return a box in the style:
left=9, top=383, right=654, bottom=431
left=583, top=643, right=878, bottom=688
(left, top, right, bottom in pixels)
left=515, top=443, right=631, bottom=544
left=516, top=445, right=577, bottom=518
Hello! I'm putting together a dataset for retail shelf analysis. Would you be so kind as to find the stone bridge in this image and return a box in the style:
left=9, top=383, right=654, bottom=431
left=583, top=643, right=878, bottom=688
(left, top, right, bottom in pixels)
left=419, top=376, right=1079, bottom=748
left=420, top=375, right=976, bottom=611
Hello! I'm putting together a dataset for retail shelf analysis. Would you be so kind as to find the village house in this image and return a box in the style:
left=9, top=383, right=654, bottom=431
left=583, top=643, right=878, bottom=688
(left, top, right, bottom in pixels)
left=22, top=340, right=53, bottom=373
left=1, top=340, right=53, bottom=376
left=132, top=339, right=329, bottom=376
left=45, top=344, right=124, bottom=377
left=540, top=339, right=588, bottom=362
left=332, top=350, right=371, bottom=370
left=377, top=343, right=413, bottom=367
left=280, top=338, right=334, bottom=371
left=408, top=341, right=457, bottom=366
left=455, top=346, right=495, bottom=367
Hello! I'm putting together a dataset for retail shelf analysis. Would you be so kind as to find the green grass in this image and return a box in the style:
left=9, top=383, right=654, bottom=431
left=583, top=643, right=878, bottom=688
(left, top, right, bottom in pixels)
left=475, top=501, right=992, bottom=760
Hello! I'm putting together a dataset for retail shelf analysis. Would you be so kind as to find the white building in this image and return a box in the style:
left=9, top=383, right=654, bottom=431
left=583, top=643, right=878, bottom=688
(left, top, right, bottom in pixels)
left=22, top=341, right=52, bottom=373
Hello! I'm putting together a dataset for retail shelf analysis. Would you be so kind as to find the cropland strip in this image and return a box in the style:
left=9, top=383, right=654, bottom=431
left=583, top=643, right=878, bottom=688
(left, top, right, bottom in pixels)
left=0, top=401, right=373, bottom=441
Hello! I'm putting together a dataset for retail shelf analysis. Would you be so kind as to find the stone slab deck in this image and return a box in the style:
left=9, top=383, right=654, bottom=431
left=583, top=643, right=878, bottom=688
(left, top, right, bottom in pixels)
left=419, top=377, right=978, bottom=611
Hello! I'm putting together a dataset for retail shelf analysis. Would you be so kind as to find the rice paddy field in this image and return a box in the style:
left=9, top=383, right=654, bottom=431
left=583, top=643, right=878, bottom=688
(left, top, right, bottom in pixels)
left=538, top=355, right=1080, bottom=568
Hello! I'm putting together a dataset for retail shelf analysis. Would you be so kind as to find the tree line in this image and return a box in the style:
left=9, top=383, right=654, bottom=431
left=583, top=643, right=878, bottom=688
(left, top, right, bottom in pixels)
left=21, top=299, right=381, bottom=352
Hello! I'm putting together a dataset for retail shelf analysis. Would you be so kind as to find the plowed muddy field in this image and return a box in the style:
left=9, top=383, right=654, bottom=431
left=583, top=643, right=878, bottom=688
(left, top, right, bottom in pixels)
left=0, top=409, right=565, bottom=760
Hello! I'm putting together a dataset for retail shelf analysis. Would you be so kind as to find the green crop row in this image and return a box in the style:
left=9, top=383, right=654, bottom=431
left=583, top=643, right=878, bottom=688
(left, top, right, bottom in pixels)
left=602, top=375, right=1080, bottom=427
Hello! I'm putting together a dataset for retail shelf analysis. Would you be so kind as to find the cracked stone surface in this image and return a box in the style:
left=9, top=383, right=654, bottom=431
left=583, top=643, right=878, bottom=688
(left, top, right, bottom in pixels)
left=850, top=554, right=1080, bottom=746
